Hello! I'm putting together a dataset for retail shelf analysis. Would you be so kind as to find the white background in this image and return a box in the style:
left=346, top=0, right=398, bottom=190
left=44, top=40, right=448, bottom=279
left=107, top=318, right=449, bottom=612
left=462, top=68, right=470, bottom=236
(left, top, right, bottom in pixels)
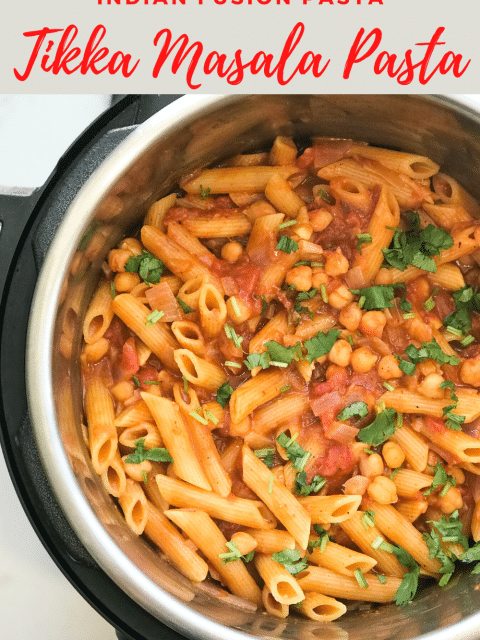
left=0, top=95, right=115, bottom=640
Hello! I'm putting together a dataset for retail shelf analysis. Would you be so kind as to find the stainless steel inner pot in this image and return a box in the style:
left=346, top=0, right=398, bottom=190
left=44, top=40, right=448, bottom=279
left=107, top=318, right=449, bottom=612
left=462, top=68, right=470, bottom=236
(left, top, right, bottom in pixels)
left=27, top=95, right=480, bottom=640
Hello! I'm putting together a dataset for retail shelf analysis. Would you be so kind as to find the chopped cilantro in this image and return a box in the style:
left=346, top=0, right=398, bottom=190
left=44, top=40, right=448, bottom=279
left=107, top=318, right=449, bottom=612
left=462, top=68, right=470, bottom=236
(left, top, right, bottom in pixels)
left=440, top=381, right=465, bottom=431
left=404, top=338, right=460, bottom=366
left=199, top=185, right=211, bottom=200
left=383, top=212, right=453, bottom=274
left=428, top=511, right=468, bottom=551
left=177, top=297, right=195, bottom=314
left=216, top=382, right=233, bottom=408
left=422, top=529, right=455, bottom=580
left=350, top=285, right=395, bottom=311
left=391, top=545, right=420, bottom=606
left=244, top=352, right=271, bottom=370
left=337, top=401, right=369, bottom=421
left=276, top=235, right=299, bottom=254
left=224, top=324, right=244, bottom=349
left=356, top=233, right=372, bottom=254
left=125, top=251, right=164, bottom=285
left=132, top=375, right=141, bottom=387
left=271, top=549, right=308, bottom=575
left=318, top=189, right=334, bottom=205
left=296, top=289, right=318, bottom=302
left=358, top=407, right=398, bottom=447
left=266, top=340, right=302, bottom=365
left=254, top=448, right=275, bottom=468
left=110, top=281, right=116, bottom=299
left=276, top=433, right=311, bottom=472
left=443, top=286, right=480, bottom=335
left=304, top=329, right=341, bottom=364
left=354, top=568, right=368, bottom=588
left=308, top=525, right=330, bottom=553
left=294, top=471, right=326, bottom=496
left=146, top=309, right=164, bottom=326
left=377, top=575, right=387, bottom=584
left=395, top=356, right=416, bottom=376
left=280, top=385, right=291, bottom=393
left=361, top=510, right=376, bottom=529
left=461, top=540, right=480, bottom=574
left=219, top=541, right=255, bottom=565
left=396, top=283, right=412, bottom=313
left=124, top=438, right=173, bottom=464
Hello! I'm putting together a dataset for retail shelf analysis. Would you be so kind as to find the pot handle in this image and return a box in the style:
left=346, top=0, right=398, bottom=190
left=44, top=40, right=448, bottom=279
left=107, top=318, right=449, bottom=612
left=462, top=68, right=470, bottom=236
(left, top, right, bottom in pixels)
left=0, top=188, right=43, bottom=305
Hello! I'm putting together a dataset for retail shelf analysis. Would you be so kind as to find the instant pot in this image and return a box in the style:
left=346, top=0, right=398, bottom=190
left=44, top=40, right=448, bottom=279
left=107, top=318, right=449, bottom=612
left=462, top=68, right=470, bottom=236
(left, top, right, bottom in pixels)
left=3, top=94, right=480, bottom=640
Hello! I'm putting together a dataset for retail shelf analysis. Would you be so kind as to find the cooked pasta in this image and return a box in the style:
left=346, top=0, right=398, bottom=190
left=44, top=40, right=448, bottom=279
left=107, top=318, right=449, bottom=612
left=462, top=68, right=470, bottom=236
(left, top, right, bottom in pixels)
left=80, top=137, right=480, bottom=621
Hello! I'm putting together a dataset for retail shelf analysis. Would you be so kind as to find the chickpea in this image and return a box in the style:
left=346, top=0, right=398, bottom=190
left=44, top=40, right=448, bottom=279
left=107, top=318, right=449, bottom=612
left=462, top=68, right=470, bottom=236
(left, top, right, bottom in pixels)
left=312, top=269, right=328, bottom=289
left=377, top=354, right=403, bottom=379
left=329, top=285, right=354, bottom=310
left=438, top=486, right=464, bottom=514
left=405, top=316, right=432, bottom=343
left=120, top=237, right=143, bottom=256
left=328, top=340, right=352, bottom=367
left=461, top=356, right=480, bottom=387
left=375, top=269, right=393, bottom=285
left=326, top=364, right=345, bottom=380
left=367, top=476, right=398, bottom=504
left=285, top=265, right=313, bottom=292
left=360, top=453, right=385, bottom=478
left=382, top=442, right=405, bottom=469
left=418, top=361, right=439, bottom=377
left=230, top=532, right=257, bottom=556
left=418, top=373, right=445, bottom=399
left=360, top=310, right=386, bottom=338
left=226, top=296, right=251, bottom=324
left=344, top=475, right=370, bottom=495
left=108, top=248, right=131, bottom=273
left=244, top=200, right=276, bottom=221
left=221, top=241, right=243, bottom=263
left=111, top=380, right=135, bottom=403
left=351, top=347, right=377, bottom=373
left=83, top=337, right=110, bottom=363
left=339, top=302, right=362, bottom=332
left=309, top=209, right=333, bottom=232
left=324, top=249, right=349, bottom=276
left=114, top=271, right=141, bottom=293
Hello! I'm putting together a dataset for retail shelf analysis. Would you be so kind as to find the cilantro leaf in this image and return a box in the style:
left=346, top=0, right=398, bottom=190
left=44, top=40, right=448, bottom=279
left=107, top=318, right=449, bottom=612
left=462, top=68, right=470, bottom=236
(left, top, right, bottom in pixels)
left=271, top=549, right=308, bottom=575
left=423, top=461, right=457, bottom=497
left=428, top=511, right=468, bottom=552
left=350, top=285, right=395, bottom=311
left=124, top=438, right=173, bottom=464
left=395, top=357, right=416, bottom=376
left=276, top=235, right=299, bottom=254
left=254, top=448, right=275, bottom=468
left=294, top=471, right=326, bottom=496
left=460, top=541, right=480, bottom=564
left=422, top=529, right=456, bottom=577
left=216, top=382, right=233, bottom=408
left=244, top=352, right=271, bottom=370
left=125, top=251, right=164, bottom=285
left=443, top=286, right=480, bottom=335
left=383, top=214, right=453, bottom=274
left=219, top=541, right=255, bottom=565
left=304, top=329, right=341, bottom=364
left=358, top=408, right=398, bottom=447
left=404, top=338, right=460, bottom=366
left=200, top=185, right=211, bottom=200
left=276, top=433, right=311, bottom=472
left=361, top=510, right=376, bottom=529
left=440, top=381, right=465, bottom=431
left=177, top=297, right=195, bottom=314
left=337, top=401, right=369, bottom=421
left=265, top=340, right=302, bottom=365
left=296, top=289, right=318, bottom=302
left=356, top=233, right=372, bottom=254
left=308, top=525, right=330, bottom=552
left=391, top=545, right=420, bottom=606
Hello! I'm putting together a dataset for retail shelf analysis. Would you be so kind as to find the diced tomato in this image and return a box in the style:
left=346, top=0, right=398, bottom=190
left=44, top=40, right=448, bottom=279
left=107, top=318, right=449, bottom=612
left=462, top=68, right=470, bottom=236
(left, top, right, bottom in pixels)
left=425, top=416, right=446, bottom=435
left=121, top=337, right=139, bottom=375
left=310, top=391, right=342, bottom=429
left=136, top=365, right=159, bottom=388
left=313, top=444, right=355, bottom=478
left=311, top=369, right=349, bottom=397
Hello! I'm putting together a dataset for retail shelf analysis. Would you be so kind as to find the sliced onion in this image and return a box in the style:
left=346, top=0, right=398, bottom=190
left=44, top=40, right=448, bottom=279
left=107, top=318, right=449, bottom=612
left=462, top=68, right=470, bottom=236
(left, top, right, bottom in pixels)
left=145, top=281, right=182, bottom=322
left=221, top=276, right=238, bottom=297
left=326, top=422, right=359, bottom=444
